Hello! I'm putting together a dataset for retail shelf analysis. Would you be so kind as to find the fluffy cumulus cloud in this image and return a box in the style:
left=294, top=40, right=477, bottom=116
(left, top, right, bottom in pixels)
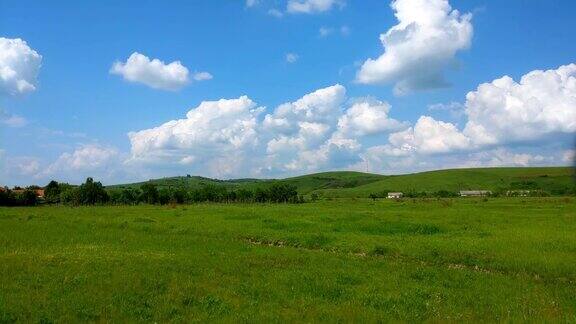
left=19, top=143, right=140, bottom=184
left=336, top=99, right=406, bottom=137
left=263, top=85, right=347, bottom=170
left=123, top=84, right=408, bottom=177
left=263, top=84, right=346, bottom=135
left=363, top=63, right=576, bottom=173
left=13, top=61, right=574, bottom=185
left=42, top=144, right=119, bottom=176
left=356, top=0, right=472, bottom=95
left=287, top=0, right=344, bottom=14
left=0, top=37, right=42, bottom=95
left=127, top=96, right=264, bottom=176
left=123, top=62, right=575, bottom=179
left=110, top=52, right=191, bottom=91
left=463, top=63, right=576, bottom=145
left=387, top=116, right=470, bottom=154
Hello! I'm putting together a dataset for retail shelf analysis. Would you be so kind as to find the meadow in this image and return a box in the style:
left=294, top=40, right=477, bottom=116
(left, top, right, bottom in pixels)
left=1, top=197, right=575, bottom=322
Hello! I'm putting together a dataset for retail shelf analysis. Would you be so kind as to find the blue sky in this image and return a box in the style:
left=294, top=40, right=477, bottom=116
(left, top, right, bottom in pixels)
left=1, top=0, right=575, bottom=186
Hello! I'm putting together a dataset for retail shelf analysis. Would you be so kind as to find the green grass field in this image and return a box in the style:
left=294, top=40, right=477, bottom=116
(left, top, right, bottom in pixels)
left=1, top=198, right=576, bottom=322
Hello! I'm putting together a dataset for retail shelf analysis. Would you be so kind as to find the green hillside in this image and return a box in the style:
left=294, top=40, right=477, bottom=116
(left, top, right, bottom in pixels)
left=314, top=167, right=575, bottom=197
left=109, top=167, right=575, bottom=197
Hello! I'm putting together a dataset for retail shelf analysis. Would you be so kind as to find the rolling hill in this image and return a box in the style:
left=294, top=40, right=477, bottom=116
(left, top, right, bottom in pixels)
left=109, top=167, right=575, bottom=197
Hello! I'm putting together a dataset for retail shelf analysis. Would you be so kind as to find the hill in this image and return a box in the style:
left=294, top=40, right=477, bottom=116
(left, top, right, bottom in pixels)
left=109, top=167, right=575, bottom=197
left=314, top=167, right=575, bottom=197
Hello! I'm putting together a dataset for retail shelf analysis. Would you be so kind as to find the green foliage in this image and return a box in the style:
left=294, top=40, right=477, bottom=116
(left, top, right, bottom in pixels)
left=77, top=177, right=109, bottom=205
left=44, top=180, right=61, bottom=203
left=58, top=178, right=109, bottom=206
left=16, top=189, right=38, bottom=206
left=140, top=183, right=159, bottom=204
left=0, top=188, right=37, bottom=206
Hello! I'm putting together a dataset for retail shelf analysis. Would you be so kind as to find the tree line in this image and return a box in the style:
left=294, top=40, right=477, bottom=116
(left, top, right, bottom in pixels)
left=0, top=177, right=303, bottom=206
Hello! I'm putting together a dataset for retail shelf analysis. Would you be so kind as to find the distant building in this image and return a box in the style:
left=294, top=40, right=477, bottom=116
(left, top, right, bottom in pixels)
left=387, top=192, right=403, bottom=199
left=506, top=190, right=530, bottom=197
left=459, top=190, right=491, bottom=197
left=35, top=189, right=45, bottom=198
left=12, top=189, right=45, bottom=198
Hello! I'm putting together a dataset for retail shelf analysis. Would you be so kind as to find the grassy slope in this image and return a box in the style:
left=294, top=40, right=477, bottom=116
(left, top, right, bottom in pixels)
left=315, top=167, right=575, bottom=197
left=109, top=167, right=574, bottom=197
left=108, top=171, right=386, bottom=194
left=1, top=198, right=575, bottom=321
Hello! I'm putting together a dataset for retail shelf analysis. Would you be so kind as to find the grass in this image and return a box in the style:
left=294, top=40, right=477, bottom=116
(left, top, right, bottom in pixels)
left=1, top=197, right=576, bottom=322
left=107, top=167, right=575, bottom=197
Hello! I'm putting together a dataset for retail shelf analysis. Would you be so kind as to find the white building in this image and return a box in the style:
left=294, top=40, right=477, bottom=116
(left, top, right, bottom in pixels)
left=387, top=192, right=403, bottom=199
left=459, top=190, right=491, bottom=197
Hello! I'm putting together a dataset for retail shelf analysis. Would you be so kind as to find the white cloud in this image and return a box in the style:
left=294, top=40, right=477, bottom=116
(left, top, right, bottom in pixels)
left=463, top=63, right=576, bottom=146
left=336, top=99, right=407, bottom=137
left=388, top=116, right=470, bottom=154
left=263, top=85, right=346, bottom=171
left=21, top=144, right=141, bottom=184
left=286, top=53, right=299, bottom=63
left=0, top=108, right=27, bottom=127
left=459, top=148, right=553, bottom=168
left=356, top=0, right=472, bottom=95
left=263, top=84, right=346, bottom=135
left=378, top=63, right=576, bottom=158
left=12, top=61, right=573, bottom=185
left=43, top=144, right=119, bottom=176
left=427, top=101, right=465, bottom=120
left=287, top=0, right=345, bottom=14
left=7, top=157, right=41, bottom=176
left=0, top=38, right=42, bottom=95
left=193, top=71, right=213, bottom=81
left=110, top=52, right=190, bottom=91
left=127, top=96, right=264, bottom=176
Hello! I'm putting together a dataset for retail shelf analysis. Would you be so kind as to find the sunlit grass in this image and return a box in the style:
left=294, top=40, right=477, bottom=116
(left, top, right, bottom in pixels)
left=1, top=197, right=575, bottom=321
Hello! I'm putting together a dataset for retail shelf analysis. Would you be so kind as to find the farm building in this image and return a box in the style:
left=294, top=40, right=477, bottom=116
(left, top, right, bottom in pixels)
left=459, top=190, right=491, bottom=197
left=387, top=192, right=403, bottom=199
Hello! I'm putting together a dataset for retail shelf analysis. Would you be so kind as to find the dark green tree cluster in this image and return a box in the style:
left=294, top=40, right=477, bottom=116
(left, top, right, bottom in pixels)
left=107, top=182, right=302, bottom=205
left=0, top=188, right=39, bottom=206
left=59, top=178, right=109, bottom=205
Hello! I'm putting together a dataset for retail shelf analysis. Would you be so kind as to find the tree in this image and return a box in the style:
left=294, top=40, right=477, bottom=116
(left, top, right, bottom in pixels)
left=16, top=190, right=38, bottom=206
left=121, top=188, right=140, bottom=205
left=267, top=183, right=298, bottom=203
left=76, top=177, right=109, bottom=205
left=60, top=187, right=78, bottom=205
left=369, top=193, right=378, bottom=202
left=158, top=188, right=171, bottom=205
left=171, top=187, right=187, bottom=204
left=0, top=189, right=16, bottom=206
left=44, top=180, right=61, bottom=203
left=140, top=183, right=159, bottom=204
